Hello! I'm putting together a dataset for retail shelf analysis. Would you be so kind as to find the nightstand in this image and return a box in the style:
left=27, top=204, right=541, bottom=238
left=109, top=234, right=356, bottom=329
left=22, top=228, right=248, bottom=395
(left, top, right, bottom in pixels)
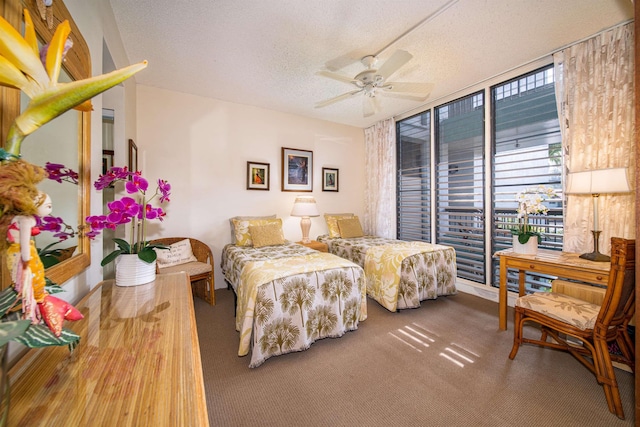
left=297, top=240, right=328, bottom=252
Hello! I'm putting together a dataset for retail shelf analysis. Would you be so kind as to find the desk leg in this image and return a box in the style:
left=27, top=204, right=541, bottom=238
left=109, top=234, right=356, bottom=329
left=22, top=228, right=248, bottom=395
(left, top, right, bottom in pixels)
left=499, top=257, right=507, bottom=330
left=518, top=271, right=526, bottom=296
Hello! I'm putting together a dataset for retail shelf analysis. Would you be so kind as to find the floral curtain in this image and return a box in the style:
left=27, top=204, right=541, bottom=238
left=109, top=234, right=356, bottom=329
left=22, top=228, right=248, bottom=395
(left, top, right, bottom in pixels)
left=554, top=22, right=635, bottom=255
left=363, top=118, right=395, bottom=238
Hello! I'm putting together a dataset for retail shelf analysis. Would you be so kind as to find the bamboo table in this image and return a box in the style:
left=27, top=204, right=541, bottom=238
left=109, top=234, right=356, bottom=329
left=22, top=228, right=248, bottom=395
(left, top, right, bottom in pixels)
left=495, top=248, right=610, bottom=331
left=8, top=272, right=209, bottom=426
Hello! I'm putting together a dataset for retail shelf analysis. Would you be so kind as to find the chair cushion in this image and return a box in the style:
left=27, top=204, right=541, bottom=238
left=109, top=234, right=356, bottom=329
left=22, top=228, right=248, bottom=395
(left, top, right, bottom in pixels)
left=515, top=292, right=601, bottom=330
left=158, top=261, right=212, bottom=277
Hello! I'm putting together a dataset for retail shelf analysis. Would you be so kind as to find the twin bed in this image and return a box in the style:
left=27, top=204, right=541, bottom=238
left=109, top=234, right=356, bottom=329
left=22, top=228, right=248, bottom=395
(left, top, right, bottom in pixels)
left=221, top=216, right=366, bottom=368
left=221, top=214, right=457, bottom=367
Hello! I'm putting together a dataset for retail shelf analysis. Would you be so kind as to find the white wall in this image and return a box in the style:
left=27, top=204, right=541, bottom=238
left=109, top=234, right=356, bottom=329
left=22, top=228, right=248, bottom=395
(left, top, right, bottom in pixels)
left=50, top=0, right=141, bottom=301
left=135, top=85, right=366, bottom=289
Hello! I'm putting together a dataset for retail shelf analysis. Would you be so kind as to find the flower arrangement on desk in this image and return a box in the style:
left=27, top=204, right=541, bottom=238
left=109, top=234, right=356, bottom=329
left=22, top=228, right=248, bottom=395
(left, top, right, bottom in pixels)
left=85, top=167, right=171, bottom=267
left=511, top=185, right=559, bottom=244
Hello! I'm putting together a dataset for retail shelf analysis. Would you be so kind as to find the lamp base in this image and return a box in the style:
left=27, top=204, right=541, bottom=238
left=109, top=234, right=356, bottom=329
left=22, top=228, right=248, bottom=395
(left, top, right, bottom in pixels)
left=579, top=251, right=610, bottom=262
left=300, top=216, right=311, bottom=244
left=579, top=230, right=610, bottom=262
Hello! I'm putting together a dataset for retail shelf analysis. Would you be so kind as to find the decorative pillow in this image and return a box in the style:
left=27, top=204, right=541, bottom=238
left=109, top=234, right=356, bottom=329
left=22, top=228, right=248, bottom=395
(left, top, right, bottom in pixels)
left=232, top=218, right=282, bottom=246
left=324, top=213, right=354, bottom=238
left=337, top=217, right=364, bottom=238
left=249, top=223, right=285, bottom=248
left=229, top=215, right=276, bottom=243
left=155, top=238, right=198, bottom=268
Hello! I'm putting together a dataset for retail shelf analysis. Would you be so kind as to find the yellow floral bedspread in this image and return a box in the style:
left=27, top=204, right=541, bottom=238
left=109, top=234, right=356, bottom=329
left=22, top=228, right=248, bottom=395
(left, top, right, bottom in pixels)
left=236, top=251, right=366, bottom=367
left=364, top=241, right=456, bottom=311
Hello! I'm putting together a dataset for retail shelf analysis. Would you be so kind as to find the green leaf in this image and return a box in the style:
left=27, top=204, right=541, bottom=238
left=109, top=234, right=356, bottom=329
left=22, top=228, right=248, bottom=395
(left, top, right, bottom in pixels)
left=45, top=283, right=66, bottom=295
left=101, top=248, right=124, bottom=266
left=0, top=320, right=30, bottom=346
left=12, top=324, right=80, bottom=348
left=112, top=238, right=132, bottom=253
left=145, top=243, right=168, bottom=250
left=137, top=247, right=157, bottom=263
left=0, top=288, right=18, bottom=318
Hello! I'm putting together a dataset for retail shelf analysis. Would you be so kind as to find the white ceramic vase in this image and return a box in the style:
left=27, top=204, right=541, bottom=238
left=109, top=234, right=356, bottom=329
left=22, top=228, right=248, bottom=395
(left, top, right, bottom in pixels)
left=115, top=254, right=156, bottom=287
left=512, top=235, right=538, bottom=255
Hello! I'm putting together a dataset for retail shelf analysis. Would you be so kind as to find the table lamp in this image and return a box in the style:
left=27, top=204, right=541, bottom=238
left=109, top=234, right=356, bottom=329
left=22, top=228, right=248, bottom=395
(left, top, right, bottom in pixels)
left=291, top=195, right=320, bottom=244
left=566, top=167, right=630, bottom=262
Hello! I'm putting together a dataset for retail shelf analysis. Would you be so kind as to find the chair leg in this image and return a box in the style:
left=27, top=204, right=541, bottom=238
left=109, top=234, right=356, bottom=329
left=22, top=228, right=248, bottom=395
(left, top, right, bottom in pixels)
left=509, top=308, right=523, bottom=360
left=207, top=274, right=215, bottom=306
left=593, top=337, right=625, bottom=419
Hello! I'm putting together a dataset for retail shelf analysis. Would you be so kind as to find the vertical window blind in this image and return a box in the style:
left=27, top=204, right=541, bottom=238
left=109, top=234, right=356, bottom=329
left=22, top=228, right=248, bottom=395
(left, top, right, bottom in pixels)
left=397, top=112, right=432, bottom=242
left=435, top=92, right=485, bottom=283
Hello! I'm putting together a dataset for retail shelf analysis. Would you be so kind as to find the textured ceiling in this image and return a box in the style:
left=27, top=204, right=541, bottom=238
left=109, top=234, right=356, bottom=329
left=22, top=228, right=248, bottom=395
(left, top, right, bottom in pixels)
left=107, top=0, right=634, bottom=129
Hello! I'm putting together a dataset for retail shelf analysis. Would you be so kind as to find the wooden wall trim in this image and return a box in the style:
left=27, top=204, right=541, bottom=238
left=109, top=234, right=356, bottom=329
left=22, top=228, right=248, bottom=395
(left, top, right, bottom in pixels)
left=635, top=0, right=639, bottom=421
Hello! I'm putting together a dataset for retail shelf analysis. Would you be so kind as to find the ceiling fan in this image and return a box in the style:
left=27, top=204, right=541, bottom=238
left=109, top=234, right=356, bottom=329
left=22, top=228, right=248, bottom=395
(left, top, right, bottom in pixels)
left=315, top=49, right=433, bottom=118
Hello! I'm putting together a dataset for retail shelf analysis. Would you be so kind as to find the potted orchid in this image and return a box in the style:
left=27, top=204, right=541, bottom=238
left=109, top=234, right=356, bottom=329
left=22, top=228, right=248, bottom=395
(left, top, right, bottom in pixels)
left=85, top=167, right=171, bottom=274
left=511, top=185, right=559, bottom=248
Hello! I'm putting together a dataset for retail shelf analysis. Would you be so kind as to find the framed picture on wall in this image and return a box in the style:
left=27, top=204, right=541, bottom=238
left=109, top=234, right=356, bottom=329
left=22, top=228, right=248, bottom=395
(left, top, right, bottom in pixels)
left=247, top=161, right=270, bottom=190
left=322, top=167, right=339, bottom=192
left=128, top=138, right=138, bottom=173
left=102, top=149, right=114, bottom=174
left=282, top=147, right=313, bottom=192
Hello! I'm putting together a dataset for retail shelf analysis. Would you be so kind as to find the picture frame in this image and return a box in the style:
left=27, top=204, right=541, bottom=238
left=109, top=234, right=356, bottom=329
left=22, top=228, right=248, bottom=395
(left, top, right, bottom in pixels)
left=102, top=149, right=114, bottom=175
left=322, top=167, right=339, bottom=192
left=282, top=147, right=313, bottom=192
left=128, top=138, right=138, bottom=173
left=247, top=161, right=270, bottom=190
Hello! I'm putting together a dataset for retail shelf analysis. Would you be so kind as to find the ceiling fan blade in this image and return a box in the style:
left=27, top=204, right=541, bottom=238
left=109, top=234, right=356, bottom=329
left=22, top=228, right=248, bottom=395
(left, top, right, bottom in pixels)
left=384, top=82, right=434, bottom=94
left=324, top=48, right=372, bottom=71
left=376, top=50, right=413, bottom=80
left=316, top=70, right=357, bottom=85
left=383, top=92, right=431, bottom=102
left=363, top=96, right=381, bottom=117
left=315, top=89, right=362, bottom=108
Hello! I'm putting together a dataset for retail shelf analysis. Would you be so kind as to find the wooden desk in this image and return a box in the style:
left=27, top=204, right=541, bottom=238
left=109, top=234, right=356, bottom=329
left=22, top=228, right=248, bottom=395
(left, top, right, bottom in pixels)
left=495, top=248, right=610, bottom=331
left=8, top=272, right=209, bottom=426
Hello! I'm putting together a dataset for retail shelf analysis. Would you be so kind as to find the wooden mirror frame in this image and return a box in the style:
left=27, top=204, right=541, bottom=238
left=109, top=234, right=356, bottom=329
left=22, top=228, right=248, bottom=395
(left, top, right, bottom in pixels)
left=0, top=0, right=91, bottom=287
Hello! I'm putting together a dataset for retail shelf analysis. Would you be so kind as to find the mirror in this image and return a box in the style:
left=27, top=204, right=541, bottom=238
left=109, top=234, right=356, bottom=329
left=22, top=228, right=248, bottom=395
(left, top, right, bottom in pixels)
left=0, top=0, right=91, bottom=287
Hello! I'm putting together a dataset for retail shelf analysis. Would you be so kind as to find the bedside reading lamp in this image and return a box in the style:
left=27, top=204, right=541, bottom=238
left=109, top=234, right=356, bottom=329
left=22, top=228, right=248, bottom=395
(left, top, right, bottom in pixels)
left=566, top=167, right=630, bottom=262
left=291, top=196, right=320, bottom=244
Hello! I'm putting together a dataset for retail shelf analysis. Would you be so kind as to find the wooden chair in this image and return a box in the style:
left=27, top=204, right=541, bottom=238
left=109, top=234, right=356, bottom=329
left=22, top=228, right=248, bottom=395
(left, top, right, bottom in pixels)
left=509, top=237, right=635, bottom=419
left=150, top=237, right=215, bottom=306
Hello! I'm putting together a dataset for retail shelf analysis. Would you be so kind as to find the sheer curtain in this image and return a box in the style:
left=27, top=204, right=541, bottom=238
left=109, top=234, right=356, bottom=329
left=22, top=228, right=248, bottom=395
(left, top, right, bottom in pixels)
left=554, top=22, right=635, bottom=255
left=363, top=118, right=395, bottom=238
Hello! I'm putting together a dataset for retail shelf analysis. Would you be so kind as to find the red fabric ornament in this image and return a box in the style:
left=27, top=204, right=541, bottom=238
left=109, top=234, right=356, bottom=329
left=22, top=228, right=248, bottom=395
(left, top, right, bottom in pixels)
left=39, top=295, right=84, bottom=337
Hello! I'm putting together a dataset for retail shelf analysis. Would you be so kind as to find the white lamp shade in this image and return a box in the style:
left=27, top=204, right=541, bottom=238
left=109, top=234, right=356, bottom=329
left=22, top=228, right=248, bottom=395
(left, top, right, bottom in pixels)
left=291, top=196, right=320, bottom=217
left=566, top=168, right=631, bottom=194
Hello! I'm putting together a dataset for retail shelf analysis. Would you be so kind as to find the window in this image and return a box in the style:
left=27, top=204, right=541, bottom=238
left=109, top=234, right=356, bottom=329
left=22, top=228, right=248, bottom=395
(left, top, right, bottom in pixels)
left=396, top=65, right=563, bottom=292
left=397, top=112, right=431, bottom=242
left=435, top=92, right=485, bottom=283
left=491, top=65, right=563, bottom=292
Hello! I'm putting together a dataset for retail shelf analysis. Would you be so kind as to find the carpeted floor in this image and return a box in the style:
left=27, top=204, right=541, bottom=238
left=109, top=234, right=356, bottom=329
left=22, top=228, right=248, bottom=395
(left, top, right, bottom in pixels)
left=194, top=289, right=635, bottom=427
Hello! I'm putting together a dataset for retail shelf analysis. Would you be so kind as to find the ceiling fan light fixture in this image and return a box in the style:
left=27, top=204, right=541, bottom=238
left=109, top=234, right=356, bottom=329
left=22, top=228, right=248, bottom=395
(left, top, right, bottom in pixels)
left=315, top=49, right=433, bottom=117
